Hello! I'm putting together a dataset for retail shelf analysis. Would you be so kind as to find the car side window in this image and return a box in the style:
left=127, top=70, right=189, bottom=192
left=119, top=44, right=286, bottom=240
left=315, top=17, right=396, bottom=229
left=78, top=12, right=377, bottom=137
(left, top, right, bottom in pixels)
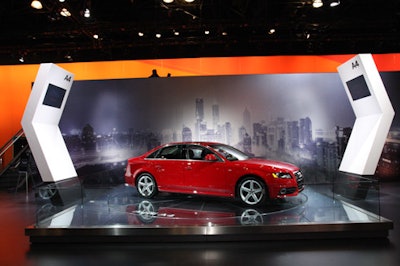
left=154, top=145, right=185, bottom=159
left=185, top=145, right=215, bottom=160
left=146, top=149, right=159, bottom=158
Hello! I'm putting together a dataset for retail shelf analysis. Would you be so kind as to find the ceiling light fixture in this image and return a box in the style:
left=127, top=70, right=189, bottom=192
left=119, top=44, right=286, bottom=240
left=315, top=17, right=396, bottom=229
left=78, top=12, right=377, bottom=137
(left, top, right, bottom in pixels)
left=19, top=56, right=24, bottom=63
left=330, top=0, right=340, bottom=7
left=60, top=8, right=71, bottom=17
left=138, top=32, right=144, bottom=37
left=268, top=28, right=276, bottom=35
left=84, top=8, right=90, bottom=18
left=64, top=54, right=73, bottom=61
left=163, top=0, right=174, bottom=3
left=31, top=0, right=43, bottom=9
left=312, top=0, right=323, bottom=8
left=184, top=0, right=195, bottom=2
left=156, top=33, right=161, bottom=38
left=204, top=30, right=210, bottom=35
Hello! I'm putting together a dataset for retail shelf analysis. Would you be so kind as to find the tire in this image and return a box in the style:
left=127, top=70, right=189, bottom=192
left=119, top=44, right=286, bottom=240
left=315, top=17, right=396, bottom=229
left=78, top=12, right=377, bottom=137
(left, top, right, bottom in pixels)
left=136, top=173, right=158, bottom=198
left=237, top=177, right=267, bottom=206
left=38, top=185, right=57, bottom=200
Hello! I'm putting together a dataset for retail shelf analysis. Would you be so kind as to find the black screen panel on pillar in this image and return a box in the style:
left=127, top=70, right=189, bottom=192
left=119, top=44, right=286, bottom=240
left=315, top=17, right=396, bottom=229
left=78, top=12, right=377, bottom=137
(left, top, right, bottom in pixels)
left=346, top=75, right=371, bottom=101
left=43, top=83, right=66, bottom=109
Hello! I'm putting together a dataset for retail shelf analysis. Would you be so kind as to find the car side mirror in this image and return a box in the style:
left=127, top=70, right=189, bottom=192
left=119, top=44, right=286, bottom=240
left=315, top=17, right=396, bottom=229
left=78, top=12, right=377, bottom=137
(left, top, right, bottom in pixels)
left=205, top=154, right=218, bottom=161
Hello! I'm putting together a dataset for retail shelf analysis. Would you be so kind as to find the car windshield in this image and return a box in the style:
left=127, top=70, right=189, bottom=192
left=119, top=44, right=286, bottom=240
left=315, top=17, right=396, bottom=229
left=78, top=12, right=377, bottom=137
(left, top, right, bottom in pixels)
left=210, top=144, right=250, bottom=161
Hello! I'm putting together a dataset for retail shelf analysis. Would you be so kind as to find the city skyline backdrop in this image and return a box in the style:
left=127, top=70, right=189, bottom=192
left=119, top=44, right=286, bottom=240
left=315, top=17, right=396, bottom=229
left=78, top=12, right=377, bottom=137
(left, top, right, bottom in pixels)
left=60, top=72, right=369, bottom=142
left=58, top=71, right=400, bottom=179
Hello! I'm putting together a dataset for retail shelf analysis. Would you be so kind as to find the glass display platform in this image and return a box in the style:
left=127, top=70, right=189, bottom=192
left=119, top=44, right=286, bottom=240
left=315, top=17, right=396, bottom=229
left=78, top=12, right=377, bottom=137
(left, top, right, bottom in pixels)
left=25, top=177, right=393, bottom=244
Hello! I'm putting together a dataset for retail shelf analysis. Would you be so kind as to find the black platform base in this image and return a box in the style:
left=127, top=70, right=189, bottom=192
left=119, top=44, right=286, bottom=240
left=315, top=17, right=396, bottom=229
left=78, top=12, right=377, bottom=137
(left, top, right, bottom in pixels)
left=26, top=221, right=393, bottom=244
left=26, top=184, right=393, bottom=244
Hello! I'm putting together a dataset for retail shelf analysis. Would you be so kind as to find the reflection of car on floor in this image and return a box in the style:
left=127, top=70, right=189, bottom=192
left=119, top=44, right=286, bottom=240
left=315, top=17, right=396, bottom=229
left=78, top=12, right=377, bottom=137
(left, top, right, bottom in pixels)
left=126, top=196, right=306, bottom=226
left=126, top=199, right=264, bottom=226
left=125, top=142, right=304, bottom=206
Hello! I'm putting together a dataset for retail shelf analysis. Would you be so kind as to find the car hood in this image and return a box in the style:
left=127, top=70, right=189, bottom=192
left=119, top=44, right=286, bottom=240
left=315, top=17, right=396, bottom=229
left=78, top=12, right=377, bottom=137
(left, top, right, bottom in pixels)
left=240, top=158, right=299, bottom=172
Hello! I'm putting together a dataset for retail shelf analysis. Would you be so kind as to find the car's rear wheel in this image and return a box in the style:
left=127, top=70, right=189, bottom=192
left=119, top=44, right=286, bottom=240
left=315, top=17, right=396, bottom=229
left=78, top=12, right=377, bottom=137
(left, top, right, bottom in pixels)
left=237, top=177, right=267, bottom=206
left=136, top=173, right=158, bottom=198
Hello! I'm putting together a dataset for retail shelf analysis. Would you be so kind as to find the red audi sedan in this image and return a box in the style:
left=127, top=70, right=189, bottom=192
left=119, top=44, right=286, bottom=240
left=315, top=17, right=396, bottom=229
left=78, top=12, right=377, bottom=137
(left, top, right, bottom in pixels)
left=125, top=142, right=304, bottom=206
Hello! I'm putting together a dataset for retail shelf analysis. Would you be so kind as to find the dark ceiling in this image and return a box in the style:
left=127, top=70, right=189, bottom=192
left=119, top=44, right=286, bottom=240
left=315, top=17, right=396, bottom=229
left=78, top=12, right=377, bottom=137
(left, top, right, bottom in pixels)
left=1, top=0, right=399, bottom=65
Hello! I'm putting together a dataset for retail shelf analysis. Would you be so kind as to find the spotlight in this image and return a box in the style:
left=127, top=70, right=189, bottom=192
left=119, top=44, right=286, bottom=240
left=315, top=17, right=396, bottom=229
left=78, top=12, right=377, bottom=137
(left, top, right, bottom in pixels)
left=138, top=32, right=144, bottom=37
left=185, top=0, right=195, bottom=2
left=268, top=28, right=276, bottom=35
left=330, top=0, right=340, bottom=7
left=19, top=56, right=24, bottom=63
left=64, top=54, right=73, bottom=61
left=156, top=33, right=161, bottom=38
left=163, top=0, right=174, bottom=3
left=31, top=0, right=43, bottom=9
left=312, top=0, right=323, bottom=8
left=60, top=8, right=71, bottom=17
left=84, top=8, right=90, bottom=18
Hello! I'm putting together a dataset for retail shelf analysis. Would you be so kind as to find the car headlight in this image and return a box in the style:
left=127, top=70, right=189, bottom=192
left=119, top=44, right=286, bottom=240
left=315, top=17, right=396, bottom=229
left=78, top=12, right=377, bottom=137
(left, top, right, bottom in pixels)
left=272, top=172, right=292, bottom=179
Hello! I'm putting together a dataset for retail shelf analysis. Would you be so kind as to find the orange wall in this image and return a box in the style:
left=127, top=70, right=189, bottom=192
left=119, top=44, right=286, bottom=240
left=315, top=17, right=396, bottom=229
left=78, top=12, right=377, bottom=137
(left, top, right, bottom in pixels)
left=1, top=54, right=400, bottom=150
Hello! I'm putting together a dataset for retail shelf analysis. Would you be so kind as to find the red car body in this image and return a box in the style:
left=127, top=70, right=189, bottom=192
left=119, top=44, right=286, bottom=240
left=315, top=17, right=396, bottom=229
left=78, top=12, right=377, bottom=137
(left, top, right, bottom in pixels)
left=125, top=142, right=304, bottom=206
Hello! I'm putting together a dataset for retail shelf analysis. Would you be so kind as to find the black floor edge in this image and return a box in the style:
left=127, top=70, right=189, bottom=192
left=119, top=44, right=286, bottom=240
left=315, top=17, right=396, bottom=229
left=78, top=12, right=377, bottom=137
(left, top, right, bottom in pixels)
left=26, top=220, right=394, bottom=244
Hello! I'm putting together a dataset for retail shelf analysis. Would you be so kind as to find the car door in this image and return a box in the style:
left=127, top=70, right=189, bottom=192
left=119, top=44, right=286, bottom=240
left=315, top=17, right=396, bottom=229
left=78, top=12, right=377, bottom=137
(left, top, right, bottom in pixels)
left=150, top=144, right=186, bottom=192
left=183, top=144, right=232, bottom=197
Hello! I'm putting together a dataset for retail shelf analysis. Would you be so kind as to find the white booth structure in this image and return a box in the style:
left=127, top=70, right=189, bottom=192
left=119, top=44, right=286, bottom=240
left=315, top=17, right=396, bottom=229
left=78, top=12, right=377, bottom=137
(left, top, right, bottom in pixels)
left=21, top=63, right=76, bottom=183
left=338, top=54, right=395, bottom=176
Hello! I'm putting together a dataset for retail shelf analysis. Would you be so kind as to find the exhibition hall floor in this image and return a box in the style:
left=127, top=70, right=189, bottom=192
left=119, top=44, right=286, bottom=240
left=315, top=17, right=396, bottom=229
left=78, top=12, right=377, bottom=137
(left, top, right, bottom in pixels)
left=1, top=181, right=399, bottom=266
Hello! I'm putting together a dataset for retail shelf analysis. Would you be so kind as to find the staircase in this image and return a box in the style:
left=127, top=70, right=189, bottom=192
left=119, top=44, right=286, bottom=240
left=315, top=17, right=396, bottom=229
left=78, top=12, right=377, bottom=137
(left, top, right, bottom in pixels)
left=0, top=129, right=35, bottom=191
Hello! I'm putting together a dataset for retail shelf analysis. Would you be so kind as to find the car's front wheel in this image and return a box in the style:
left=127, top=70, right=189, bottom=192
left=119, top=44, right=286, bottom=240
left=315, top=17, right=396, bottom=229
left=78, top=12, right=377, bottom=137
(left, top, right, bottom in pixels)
left=237, top=177, right=267, bottom=206
left=136, top=173, right=158, bottom=198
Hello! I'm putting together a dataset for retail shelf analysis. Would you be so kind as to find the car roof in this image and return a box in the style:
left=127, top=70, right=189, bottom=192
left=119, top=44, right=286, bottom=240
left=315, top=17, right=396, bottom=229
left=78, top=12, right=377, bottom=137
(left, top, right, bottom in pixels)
left=162, top=141, right=223, bottom=147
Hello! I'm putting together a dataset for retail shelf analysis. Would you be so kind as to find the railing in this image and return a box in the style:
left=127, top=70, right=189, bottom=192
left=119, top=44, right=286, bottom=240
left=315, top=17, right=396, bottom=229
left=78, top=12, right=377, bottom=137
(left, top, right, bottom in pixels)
left=0, top=129, right=24, bottom=157
left=0, top=129, right=25, bottom=177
